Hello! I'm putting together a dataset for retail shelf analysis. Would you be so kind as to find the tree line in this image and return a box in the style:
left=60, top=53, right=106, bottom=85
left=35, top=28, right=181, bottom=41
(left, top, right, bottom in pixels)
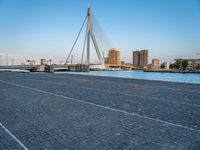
left=160, top=59, right=200, bottom=70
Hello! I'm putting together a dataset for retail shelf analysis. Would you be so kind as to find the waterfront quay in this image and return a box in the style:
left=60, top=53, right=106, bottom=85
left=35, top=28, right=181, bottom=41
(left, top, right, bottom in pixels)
left=0, top=72, right=200, bottom=149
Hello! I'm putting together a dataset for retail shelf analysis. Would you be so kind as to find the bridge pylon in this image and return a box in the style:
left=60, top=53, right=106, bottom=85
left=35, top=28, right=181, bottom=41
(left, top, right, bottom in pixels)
left=65, top=5, right=105, bottom=70
left=86, top=5, right=105, bottom=67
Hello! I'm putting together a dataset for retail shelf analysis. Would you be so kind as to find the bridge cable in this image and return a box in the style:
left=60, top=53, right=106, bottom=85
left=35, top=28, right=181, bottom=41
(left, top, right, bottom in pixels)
left=65, top=16, right=87, bottom=65
left=92, top=14, right=114, bottom=55
left=81, top=23, right=88, bottom=65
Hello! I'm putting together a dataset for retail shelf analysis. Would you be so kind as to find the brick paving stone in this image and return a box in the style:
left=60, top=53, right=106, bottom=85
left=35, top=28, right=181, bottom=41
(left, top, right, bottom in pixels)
left=0, top=72, right=200, bottom=149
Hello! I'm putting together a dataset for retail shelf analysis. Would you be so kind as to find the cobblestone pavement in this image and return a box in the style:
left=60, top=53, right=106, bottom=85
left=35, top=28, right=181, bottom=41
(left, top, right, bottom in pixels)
left=0, top=72, right=200, bottom=150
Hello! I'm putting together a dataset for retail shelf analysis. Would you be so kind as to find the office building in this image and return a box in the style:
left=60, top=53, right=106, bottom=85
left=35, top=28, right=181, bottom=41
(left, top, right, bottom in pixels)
left=175, top=59, right=200, bottom=70
left=140, top=50, right=148, bottom=67
left=133, top=51, right=140, bottom=67
left=186, top=59, right=200, bottom=70
left=132, top=49, right=148, bottom=68
left=108, top=48, right=120, bottom=65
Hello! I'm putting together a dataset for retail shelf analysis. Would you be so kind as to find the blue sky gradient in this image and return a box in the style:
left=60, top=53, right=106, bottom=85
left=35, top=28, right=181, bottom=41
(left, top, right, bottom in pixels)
left=0, top=0, right=200, bottom=65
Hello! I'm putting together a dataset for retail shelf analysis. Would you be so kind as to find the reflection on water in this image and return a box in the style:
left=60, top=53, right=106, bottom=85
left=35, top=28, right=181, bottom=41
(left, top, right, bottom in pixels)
left=57, top=70, right=200, bottom=84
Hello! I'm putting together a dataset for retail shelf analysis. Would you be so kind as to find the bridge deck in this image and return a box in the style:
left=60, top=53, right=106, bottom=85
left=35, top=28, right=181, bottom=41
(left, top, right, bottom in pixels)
left=0, top=72, right=200, bottom=149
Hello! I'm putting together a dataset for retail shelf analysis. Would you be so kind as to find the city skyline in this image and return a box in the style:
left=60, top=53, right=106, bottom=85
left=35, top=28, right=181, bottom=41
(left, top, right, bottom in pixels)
left=0, top=0, right=200, bottom=65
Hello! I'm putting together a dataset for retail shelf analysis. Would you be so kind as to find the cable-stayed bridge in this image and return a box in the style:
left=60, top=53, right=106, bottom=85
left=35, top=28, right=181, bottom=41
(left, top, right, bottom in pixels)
left=65, top=5, right=108, bottom=69
left=0, top=6, right=134, bottom=72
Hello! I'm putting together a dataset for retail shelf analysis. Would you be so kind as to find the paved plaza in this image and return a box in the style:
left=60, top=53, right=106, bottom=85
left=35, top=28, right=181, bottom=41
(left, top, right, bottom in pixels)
left=0, top=72, right=200, bottom=150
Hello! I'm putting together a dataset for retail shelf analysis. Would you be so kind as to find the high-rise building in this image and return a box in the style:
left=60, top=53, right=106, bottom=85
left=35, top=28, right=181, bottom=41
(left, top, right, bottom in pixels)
left=133, top=51, right=140, bottom=67
left=140, top=50, right=148, bottom=67
left=132, top=49, right=148, bottom=68
left=108, top=48, right=120, bottom=65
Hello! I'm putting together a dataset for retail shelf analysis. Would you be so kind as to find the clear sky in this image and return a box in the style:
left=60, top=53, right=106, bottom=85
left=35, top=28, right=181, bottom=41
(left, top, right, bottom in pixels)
left=0, top=0, right=200, bottom=65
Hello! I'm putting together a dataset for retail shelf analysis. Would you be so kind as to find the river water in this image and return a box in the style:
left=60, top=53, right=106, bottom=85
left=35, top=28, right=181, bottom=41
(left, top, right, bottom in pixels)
left=57, top=70, right=200, bottom=84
